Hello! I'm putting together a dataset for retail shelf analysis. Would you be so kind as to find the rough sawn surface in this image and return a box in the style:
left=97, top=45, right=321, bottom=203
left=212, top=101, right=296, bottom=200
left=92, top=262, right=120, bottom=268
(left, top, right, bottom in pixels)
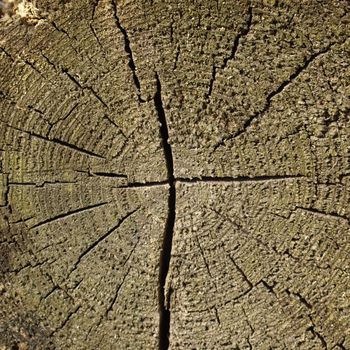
left=0, top=0, right=349, bottom=349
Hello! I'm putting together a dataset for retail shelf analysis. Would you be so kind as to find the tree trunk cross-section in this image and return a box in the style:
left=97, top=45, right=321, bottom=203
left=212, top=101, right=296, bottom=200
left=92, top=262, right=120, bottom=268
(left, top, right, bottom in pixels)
left=0, top=0, right=349, bottom=349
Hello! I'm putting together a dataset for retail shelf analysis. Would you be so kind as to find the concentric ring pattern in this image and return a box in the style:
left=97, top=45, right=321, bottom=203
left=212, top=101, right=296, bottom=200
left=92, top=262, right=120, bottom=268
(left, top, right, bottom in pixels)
left=0, top=0, right=349, bottom=349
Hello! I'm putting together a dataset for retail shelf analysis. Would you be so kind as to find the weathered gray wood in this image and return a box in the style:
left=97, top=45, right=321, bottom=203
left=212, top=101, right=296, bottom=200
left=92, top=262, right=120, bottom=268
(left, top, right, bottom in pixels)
left=0, top=0, right=349, bottom=349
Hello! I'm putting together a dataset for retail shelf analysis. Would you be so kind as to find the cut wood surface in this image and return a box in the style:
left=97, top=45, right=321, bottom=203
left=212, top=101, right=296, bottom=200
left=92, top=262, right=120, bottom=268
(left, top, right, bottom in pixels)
left=0, top=0, right=349, bottom=349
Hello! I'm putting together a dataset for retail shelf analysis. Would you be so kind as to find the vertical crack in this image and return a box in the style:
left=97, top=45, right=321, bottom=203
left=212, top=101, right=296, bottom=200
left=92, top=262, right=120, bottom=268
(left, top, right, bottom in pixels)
left=2, top=174, right=9, bottom=207
left=307, top=324, right=327, bottom=349
left=221, top=5, right=253, bottom=71
left=112, top=0, right=145, bottom=103
left=206, top=5, right=252, bottom=100
left=154, top=72, right=176, bottom=350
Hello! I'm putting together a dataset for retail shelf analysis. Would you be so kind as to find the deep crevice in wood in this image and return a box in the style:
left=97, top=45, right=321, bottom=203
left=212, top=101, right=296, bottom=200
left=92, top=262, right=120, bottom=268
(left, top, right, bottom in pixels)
left=154, top=72, right=175, bottom=350
left=116, top=180, right=169, bottom=188
left=177, top=174, right=304, bottom=184
left=90, top=171, right=127, bottom=178
left=286, top=289, right=312, bottom=309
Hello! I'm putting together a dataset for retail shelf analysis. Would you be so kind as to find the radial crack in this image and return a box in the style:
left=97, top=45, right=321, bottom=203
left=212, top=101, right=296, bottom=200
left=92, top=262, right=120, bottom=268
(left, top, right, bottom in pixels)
left=307, top=323, right=327, bottom=349
left=206, top=5, right=252, bottom=100
left=207, top=206, right=273, bottom=254
left=116, top=180, right=169, bottom=189
left=286, top=289, right=312, bottom=309
left=112, top=0, right=144, bottom=103
left=41, top=52, right=109, bottom=108
left=1, top=120, right=106, bottom=159
left=260, top=280, right=277, bottom=297
left=228, top=255, right=253, bottom=289
left=196, top=236, right=213, bottom=279
left=105, top=238, right=141, bottom=317
left=51, top=305, right=81, bottom=336
left=154, top=72, right=176, bottom=350
left=49, top=103, right=79, bottom=129
left=62, top=68, right=109, bottom=108
left=9, top=180, right=76, bottom=187
left=1, top=174, right=9, bottom=207
left=90, top=171, right=127, bottom=179
left=177, top=174, right=304, bottom=184
left=1, top=47, right=15, bottom=61
left=90, top=23, right=106, bottom=55
left=296, top=206, right=349, bottom=224
left=70, top=208, right=139, bottom=274
left=105, top=266, right=132, bottom=316
left=0, top=91, right=52, bottom=126
left=91, top=0, right=100, bottom=19
left=213, top=306, right=221, bottom=325
left=30, top=201, right=110, bottom=229
left=213, top=43, right=335, bottom=150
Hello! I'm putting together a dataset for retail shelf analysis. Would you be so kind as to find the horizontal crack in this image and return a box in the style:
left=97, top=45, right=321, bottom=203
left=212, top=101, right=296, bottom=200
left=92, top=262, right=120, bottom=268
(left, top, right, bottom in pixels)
left=90, top=171, right=127, bottom=179
left=8, top=181, right=76, bottom=187
left=177, top=174, right=304, bottom=184
left=116, top=180, right=169, bottom=189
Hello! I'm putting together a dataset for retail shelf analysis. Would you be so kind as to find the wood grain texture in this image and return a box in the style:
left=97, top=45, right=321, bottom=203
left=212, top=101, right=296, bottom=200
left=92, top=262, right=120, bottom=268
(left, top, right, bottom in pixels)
left=0, top=0, right=349, bottom=349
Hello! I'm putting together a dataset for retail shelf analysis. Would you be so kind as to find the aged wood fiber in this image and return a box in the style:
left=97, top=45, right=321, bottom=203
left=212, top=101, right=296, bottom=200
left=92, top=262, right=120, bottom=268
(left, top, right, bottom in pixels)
left=0, top=0, right=349, bottom=349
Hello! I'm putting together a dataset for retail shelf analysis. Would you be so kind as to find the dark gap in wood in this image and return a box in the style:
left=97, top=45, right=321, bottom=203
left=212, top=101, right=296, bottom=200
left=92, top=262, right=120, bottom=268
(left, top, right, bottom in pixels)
left=206, top=5, right=252, bottom=100
left=177, top=174, right=303, bottom=183
left=154, top=72, right=175, bottom=350
left=30, top=201, right=109, bottom=229
left=112, top=0, right=145, bottom=103
left=116, top=180, right=169, bottom=188
left=91, top=171, right=127, bottom=178
left=213, top=43, right=334, bottom=151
